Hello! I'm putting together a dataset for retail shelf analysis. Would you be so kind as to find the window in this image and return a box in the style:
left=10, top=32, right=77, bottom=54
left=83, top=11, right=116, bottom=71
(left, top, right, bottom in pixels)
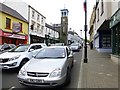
left=19, top=22, right=22, bottom=32
left=31, top=21, right=35, bottom=30
left=6, top=18, right=11, bottom=29
left=41, top=17, right=43, bottom=24
left=63, top=27, right=66, bottom=33
left=101, top=0, right=104, bottom=16
left=41, top=26, right=44, bottom=30
left=37, top=23, right=40, bottom=31
left=32, top=10, right=35, bottom=19
left=97, top=8, right=99, bottom=22
left=37, top=14, right=40, bottom=21
left=102, top=35, right=111, bottom=48
left=30, top=45, right=42, bottom=50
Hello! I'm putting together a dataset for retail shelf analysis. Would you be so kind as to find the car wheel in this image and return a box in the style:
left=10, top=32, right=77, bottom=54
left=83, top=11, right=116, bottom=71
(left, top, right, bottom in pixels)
left=19, top=59, right=29, bottom=69
left=65, top=68, right=71, bottom=85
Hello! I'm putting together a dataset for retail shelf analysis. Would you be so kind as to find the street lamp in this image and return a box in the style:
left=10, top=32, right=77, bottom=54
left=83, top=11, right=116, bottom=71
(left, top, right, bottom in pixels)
left=84, top=0, right=88, bottom=63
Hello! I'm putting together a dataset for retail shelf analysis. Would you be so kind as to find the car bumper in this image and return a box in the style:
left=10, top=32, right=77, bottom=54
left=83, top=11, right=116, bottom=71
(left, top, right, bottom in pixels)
left=0, top=60, right=20, bottom=69
left=17, top=74, right=66, bottom=87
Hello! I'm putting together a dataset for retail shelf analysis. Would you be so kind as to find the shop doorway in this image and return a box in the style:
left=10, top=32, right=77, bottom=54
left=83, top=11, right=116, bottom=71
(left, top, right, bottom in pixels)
left=11, top=38, right=17, bottom=45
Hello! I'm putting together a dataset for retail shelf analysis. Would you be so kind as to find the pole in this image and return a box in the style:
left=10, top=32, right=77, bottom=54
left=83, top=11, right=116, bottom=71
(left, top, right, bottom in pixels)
left=84, top=0, right=88, bottom=63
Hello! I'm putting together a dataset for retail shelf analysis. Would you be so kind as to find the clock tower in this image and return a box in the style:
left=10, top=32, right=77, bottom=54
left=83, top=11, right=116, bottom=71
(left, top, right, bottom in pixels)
left=60, top=8, right=69, bottom=45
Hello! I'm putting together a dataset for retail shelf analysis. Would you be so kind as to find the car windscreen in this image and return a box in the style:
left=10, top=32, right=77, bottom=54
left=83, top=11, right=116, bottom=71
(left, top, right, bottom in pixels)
left=35, top=48, right=66, bottom=59
left=0, top=45, right=2, bottom=49
left=8, top=45, right=29, bottom=52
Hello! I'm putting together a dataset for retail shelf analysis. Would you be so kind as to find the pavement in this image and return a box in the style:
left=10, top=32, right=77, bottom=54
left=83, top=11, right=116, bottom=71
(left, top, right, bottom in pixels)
left=77, top=45, right=118, bottom=89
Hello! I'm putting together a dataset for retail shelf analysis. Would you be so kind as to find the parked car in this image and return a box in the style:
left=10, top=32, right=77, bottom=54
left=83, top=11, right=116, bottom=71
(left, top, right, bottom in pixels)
left=17, top=46, right=74, bottom=87
left=54, top=43, right=64, bottom=46
left=0, top=44, right=16, bottom=54
left=69, top=43, right=81, bottom=52
left=0, top=43, right=47, bottom=69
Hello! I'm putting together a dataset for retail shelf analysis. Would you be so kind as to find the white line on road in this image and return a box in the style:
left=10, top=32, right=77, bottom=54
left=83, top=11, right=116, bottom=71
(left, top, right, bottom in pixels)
left=8, top=86, right=15, bottom=90
left=74, top=59, right=77, bottom=63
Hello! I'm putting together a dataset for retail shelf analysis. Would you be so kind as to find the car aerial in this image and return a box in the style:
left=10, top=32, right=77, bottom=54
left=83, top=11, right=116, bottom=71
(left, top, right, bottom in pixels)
left=0, top=44, right=16, bottom=54
left=69, top=43, right=81, bottom=52
left=0, top=43, right=47, bottom=69
left=17, top=46, right=74, bottom=87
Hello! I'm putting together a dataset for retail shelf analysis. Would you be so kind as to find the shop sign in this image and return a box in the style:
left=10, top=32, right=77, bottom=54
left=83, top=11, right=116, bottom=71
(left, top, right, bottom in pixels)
left=110, top=9, right=120, bottom=28
left=3, top=32, right=25, bottom=39
left=12, top=22, right=21, bottom=33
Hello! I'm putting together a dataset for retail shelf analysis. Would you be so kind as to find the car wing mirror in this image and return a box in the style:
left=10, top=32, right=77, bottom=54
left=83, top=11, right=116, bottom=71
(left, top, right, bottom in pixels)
left=32, top=55, right=36, bottom=58
left=29, top=49, right=34, bottom=52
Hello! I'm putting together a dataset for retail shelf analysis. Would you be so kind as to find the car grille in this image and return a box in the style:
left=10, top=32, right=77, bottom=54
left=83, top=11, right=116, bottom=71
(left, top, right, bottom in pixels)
left=27, top=72, right=49, bottom=77
left=0, top=58, right=9, bottom=63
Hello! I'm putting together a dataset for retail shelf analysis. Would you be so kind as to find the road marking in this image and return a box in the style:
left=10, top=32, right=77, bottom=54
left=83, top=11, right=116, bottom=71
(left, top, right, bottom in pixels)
left=106, top=74, right=112, bottom=76
left=8, top=86, right=15, bottom=90
left=98, top=72, right=104, bottom=75
left=101, top=64, right=104, bottom=66
left=74, top=59, right=77, bottom=62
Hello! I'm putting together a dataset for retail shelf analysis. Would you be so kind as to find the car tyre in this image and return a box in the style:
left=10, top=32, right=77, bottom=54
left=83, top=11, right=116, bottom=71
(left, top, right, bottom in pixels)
left=65, top=68, right=71, bottom=86
left=19, top=59, right=29, bottom=69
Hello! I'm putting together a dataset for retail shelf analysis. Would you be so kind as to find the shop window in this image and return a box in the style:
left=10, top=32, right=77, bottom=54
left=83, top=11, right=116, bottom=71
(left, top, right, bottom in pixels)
left=102, top=35, right=111, bottom=48
left=6, top=18, right=11, bottom=29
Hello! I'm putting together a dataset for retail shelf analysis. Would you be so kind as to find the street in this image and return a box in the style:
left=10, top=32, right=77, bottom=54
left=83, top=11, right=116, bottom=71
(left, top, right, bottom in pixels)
left=1, top=49, right=82, bottom=89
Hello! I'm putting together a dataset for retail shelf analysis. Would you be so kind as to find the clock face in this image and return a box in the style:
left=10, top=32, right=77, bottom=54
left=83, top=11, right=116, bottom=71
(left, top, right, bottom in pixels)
left=63, top=18, right=65, bottom=21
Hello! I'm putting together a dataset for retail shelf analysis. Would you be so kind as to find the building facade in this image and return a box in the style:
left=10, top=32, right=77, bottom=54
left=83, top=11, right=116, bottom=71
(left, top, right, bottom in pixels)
left=110, top=0, right=120, bottom=61
left=68, top=31, right=82, bottom=45
left=45, top=23, right=59, bottom=45
left=4, top=0, right=46, bottom=44
left=89, top=6, right=96, bottom=49
left=93, top=0, right=112, bottom=52
left=0, top=3, right=28, bottom=45
left=29, top=6, right=46, bottom=43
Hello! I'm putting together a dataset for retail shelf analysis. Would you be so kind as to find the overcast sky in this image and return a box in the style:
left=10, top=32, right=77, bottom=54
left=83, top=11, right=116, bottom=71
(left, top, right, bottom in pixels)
left=1, top=0, right=96, bottom=38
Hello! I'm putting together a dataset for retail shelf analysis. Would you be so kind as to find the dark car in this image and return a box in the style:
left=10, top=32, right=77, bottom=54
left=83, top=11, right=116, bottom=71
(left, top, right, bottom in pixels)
left=0, top=44, right=16, bottom=54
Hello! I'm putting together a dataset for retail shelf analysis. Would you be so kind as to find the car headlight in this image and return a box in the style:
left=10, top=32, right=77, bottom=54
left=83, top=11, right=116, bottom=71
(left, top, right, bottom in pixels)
left=9, top=55, right=20, bottom=61
left=18, top=67, right=26, bottom=76
left=49, top=68, right=61, bottom=78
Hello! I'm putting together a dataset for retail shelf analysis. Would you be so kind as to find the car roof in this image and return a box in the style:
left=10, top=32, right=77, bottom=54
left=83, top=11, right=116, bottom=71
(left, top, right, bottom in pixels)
left=47, top=46, right=68, bottom=49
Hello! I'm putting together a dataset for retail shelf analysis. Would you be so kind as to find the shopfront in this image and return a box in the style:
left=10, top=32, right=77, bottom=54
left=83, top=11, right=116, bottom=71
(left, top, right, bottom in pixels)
left=30, top=35, right=44, bottom=44
left=0, top=29, right=28, bottom=45
left=110, top=9, right=120, bottom=56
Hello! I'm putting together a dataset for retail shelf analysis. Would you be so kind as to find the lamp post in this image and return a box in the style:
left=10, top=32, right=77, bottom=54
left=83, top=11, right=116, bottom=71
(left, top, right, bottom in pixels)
left=84, top=0, right=88, bottom=63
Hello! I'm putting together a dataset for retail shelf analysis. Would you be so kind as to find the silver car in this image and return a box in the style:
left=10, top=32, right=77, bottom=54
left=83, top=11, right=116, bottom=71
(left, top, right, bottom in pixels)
left=69, top=43, right=80, bottom=52
left=17, top=46, right=74, bottom=87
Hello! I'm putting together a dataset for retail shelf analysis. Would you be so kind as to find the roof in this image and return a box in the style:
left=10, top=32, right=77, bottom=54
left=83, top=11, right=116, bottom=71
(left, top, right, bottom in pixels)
left=0, top=3, right=28, bottom=23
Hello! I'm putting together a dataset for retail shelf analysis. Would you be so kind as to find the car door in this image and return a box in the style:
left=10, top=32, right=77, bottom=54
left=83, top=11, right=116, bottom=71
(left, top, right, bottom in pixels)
left=66, top=47, right=73, bottom=68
